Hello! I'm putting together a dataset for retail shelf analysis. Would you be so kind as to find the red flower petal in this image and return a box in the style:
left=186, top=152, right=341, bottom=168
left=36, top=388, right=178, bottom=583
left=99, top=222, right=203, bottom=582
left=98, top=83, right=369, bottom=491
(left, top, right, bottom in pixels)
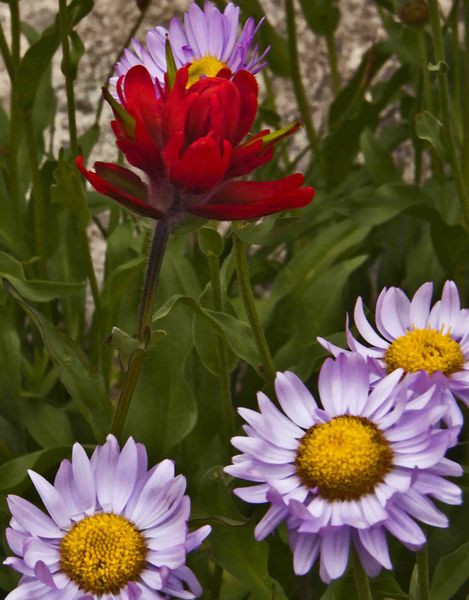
left=231, top=70, right=258, bottom=145
left=165, top=137, right=232, bottom=194
left=122, top=66, right=163, bottom=146
left=188, top=174, right=314, bottom=220
left=76, top=156, right=164, bottom=220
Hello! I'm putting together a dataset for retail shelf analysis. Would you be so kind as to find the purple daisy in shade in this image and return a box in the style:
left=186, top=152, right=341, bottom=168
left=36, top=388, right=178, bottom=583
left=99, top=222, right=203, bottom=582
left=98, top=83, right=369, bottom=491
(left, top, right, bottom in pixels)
left=225, top=354, right=462, bottom=582
left=110, top=1, right=269, bottom=94
left=318, top=280, right=469, bottom=437
left=4, top=435, right=211, bottom=599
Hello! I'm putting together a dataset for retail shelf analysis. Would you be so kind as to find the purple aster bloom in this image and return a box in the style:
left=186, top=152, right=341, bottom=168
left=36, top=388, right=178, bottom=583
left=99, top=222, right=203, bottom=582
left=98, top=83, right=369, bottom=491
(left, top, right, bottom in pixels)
left=110, top=1, right=269, bottom=95
left=225, top=354, right=461, bottom=582
left=4, top=435, right=211, bottom=599
left=318, top=280, right=469, bottom=438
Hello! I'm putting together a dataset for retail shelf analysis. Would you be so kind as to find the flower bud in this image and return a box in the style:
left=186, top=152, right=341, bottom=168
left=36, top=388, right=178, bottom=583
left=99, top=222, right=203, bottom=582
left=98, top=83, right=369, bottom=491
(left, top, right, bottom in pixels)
left=398, top=0, right=429, bottom=28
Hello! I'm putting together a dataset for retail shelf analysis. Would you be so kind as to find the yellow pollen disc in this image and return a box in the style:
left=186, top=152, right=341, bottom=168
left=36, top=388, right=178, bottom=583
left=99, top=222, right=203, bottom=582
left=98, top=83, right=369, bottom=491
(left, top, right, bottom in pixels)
left=384, top=327, right=464, bottom=375
left=60, top=513, right=147, bottom=594
left=187, top=55, right=227, bottom=87
left=295, top=415, right=393, bottom=501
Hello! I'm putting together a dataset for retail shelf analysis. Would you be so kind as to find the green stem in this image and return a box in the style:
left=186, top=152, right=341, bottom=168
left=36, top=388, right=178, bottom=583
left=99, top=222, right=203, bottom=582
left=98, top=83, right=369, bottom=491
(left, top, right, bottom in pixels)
left=58, top=0, right=78, bottom=155
left=285, top=0, right=322, bottom=161
left=232, top=227, right=276, bottom=391
left=9, top=0, right=22, bottom=214
left=10, top=0, right=20, bottom=65
left=427, top=0, right=469, bottom=227
left=209, top=564, right=223, bottom=600
left=207, top=252, right=234, bottom=440
left=352, top=551, right=373, bottom=600
left=111, top=219, right=170, bottom=439
left=325, top=29, right=340, bottom=96
left=462, top=0, right=469, bottom=188
left=450, top=0, right=462, bottom=142
left=416, top=28, right=443, bottom=179
left=58, top=0, right=102, bottom=344
left=24, top=114, right=47, bottom=278
left=0, top=22, right=14, bottom=79
left=416, top=544, right=430, bottom=600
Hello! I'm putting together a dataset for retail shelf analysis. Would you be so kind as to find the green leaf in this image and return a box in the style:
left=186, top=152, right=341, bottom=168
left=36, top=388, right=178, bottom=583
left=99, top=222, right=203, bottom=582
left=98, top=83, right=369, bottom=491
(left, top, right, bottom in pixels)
left=65, top=30, right=85, bottom=80
left=299, top=0, right=340, bottom=35
left=0, top=447, right=72, bottom=493
left=0, top=252, right=84, bottom=302
left=0, top=308, right=21, bottom=424
left=51, top=155, right=90, bottom=229
left=23, top=401, right=74, bottom=448
left=415, top=111, right=448, bottom=163
left=360, top=129, right=401, bottom=184
left=78, top=123, right=100, bottom=158
left=153, top=294, right=261, bottom=373
left=16, top=30, right=59, bottom=113
left=197, top=226, right=224, bottom=257
left=165, top=37, right=177, bottom=89
left=5, top=281, right=112, bottom=441
left=197, top=467, right=288, bottom=599
left=430, top=542, right=469, bottom=600
left=344, top=183, right=431, bottom=226
left=16, top=0, right=93, bottom=112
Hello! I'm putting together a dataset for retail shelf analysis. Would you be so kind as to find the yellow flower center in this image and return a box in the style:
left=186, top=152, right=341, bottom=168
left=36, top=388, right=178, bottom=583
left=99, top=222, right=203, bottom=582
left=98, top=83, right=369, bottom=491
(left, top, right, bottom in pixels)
left=60, top=513, right=147, bottom=594
left=187, top=55, right=227, bottom=87
left=384, top=327, right=464, bottom=375
left=295, top=415, right=393, bottom=501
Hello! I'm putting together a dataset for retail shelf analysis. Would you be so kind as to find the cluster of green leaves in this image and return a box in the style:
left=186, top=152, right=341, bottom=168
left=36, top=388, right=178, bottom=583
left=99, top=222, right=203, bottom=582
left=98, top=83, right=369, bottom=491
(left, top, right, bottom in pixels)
left=0, top=0, right=467, bottom=598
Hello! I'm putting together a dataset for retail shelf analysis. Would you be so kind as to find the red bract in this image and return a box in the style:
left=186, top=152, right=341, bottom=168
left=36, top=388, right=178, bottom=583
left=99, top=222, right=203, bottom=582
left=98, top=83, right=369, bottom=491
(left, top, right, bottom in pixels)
left=77, top=65, right=314, bottom=221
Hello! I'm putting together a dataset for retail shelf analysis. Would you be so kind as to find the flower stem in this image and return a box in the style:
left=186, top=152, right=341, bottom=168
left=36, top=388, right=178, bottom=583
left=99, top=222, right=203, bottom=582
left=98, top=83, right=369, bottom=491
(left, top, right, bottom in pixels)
left=285, top=0, right=322, bottom=161
left=325, top=29, right=340, bottom=96
left=58, top=0, right=78, bottom=156
left=352, top=550, right=373, bottom=600
left=24, top=114, right=47, bottom=278
left=111, top=219, right=170, bottom=439
left=58, top=0, right=103, bottom=347
left=427, top=0, right=469, bottom=227
left=0, top=22, right=13, bottom=79
left=416, top=544, right=430, bottom=600
left=461, top=0, right=469, bottom=188
left=207, top=252, right=235, bottom=440
left=9, top=0, right=22, bottom=214
left=416, top=28, right=444, bottom=179
left=232, top=227, right=276, bottom=391
left=450, top=0, right=462, bottom=142
left=209, top=564, right=223, bottom=600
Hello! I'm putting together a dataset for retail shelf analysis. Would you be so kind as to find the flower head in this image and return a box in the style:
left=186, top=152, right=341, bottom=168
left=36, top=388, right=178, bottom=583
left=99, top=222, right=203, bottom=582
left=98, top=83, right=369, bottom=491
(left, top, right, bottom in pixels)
left=318, top=281, right=469, bottom=437
left=4, top=435, right=211, bottom=599
left=111, top=1, right=269, bottom=95
left=78, top=65, right=313, bottom=221
left=225, top=354, right=461, bottom=582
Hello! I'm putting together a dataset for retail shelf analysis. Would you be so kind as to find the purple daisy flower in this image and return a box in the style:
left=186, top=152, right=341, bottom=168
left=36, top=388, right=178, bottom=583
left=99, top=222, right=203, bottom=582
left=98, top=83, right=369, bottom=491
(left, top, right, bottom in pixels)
left=4, top=435, right=211, bottom=599
left=110, top=1, right=269, bottom=94
left=318, top=280, right=469, bottom=436
left=225, top=354, right=461, bottom=582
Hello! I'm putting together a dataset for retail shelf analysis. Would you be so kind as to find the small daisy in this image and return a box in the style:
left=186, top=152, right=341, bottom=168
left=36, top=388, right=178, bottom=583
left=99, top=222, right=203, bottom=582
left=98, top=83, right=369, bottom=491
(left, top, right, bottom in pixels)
left=225, top=354, right=461, bottom=581
left=111, top=1, right=269, bottom=94
left=4, top=435, right=211, bottom=599
left=318, top=280, right=469, bottom=434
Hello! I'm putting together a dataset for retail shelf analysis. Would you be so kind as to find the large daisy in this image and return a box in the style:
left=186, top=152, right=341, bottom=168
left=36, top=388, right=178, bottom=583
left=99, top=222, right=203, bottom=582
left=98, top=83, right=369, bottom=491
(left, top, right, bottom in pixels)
left=111, top=1, right=269, bottom=94
left=4, top=435, right=211, bottom=599
left=225, top=354, right=461, bottom=581
left=318, top=281, right=469, bottom=434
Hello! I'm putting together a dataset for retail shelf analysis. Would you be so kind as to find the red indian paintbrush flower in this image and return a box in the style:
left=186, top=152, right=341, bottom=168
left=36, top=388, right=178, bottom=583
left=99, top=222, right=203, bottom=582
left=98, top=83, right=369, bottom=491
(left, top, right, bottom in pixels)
left=77, top=65, right=314, bottom=221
